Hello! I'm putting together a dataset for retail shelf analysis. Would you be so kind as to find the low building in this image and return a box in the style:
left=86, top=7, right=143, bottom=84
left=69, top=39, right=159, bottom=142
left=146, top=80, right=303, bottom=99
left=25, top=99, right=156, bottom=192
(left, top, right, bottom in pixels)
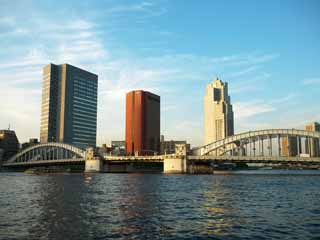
left=111, top=141, right=125, bottom=148
left=98, top=141, right=126, bottom=156
left=111, top=141, right=125, bottom=156
left=21, top=138, right=39, bottom=150
left=0, top=130, right=19, bottom=162
left=160, top=136, right=191, bottom=155
left=305, top=122, right=320, bottom=132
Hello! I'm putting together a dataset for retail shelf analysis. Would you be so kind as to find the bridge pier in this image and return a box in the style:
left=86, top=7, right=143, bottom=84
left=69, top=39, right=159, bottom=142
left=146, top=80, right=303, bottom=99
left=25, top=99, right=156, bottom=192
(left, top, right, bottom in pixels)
left=163, top=156, right=187, bottom=174
left=84, top=147, right=103, bottom=173
left=163, top=143, right=188, bottom=174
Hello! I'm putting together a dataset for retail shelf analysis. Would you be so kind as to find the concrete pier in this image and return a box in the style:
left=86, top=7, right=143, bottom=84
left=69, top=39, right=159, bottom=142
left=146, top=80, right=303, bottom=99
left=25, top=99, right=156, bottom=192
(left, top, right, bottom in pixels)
left=163, top=157, right=187, bottom=174
left=85, top=148, right=103, bottom=172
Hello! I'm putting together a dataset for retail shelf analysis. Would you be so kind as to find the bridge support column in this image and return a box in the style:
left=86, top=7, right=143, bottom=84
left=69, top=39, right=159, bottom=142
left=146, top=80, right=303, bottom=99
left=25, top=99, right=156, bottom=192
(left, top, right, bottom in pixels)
left=268, top=136, right=272, bottom=156
left=278, top=134, right=281, bottom=157
left=163, top=143, right=188, bottom=174
left=297, top=136, right=300, bottom=157
left=163, top=156, right=187, bottom=174
left=85, top=147, right=103, bottom=173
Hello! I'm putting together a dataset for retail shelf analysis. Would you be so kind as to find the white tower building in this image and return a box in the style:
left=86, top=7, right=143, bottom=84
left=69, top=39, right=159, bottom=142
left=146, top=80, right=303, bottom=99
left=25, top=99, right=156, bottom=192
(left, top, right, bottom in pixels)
left=204, top=78, right=234, bottom=145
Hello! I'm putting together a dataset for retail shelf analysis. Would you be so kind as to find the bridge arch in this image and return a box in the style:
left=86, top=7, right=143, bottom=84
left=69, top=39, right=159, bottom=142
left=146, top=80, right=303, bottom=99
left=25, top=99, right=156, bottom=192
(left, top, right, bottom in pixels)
left=5, top=142, right=86, bottom=164
left=193, top=129, right=320, bottom=156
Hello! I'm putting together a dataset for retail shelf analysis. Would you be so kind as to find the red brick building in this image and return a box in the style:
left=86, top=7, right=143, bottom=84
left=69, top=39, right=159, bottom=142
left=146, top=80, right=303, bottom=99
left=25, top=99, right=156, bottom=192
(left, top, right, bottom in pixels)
left=125, top=90, right=160, bottom=156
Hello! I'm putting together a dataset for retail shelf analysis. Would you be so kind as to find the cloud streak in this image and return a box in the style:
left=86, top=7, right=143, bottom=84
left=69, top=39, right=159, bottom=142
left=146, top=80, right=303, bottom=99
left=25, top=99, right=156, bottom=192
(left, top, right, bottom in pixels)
left=302, top=77, right=320, bottom=85
left=0, top=1, right=284, bottom=147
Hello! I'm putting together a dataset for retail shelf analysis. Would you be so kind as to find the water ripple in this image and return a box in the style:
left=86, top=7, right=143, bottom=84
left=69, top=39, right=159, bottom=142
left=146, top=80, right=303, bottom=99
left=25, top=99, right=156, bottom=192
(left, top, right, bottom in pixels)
left=0, top=171, right=320, bottom=239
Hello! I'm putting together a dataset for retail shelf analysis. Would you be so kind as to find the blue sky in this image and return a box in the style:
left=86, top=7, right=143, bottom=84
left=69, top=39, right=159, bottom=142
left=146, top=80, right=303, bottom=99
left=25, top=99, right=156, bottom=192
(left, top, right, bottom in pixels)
left=0, top=0, right=319, bottom=147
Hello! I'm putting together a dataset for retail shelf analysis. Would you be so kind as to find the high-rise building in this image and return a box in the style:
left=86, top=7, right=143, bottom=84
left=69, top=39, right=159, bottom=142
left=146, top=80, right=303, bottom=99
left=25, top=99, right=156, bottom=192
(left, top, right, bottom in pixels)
left=0, top=130, right=19, bottom=162
left=40, top=63, right=98, bottom=148
left=125, top=90, right=160, bottom=155
left=304, top=122, right=320, bottom=157
left=204, top=78, right=234, bottom=145
left=21, top=138, right=39, bottom=150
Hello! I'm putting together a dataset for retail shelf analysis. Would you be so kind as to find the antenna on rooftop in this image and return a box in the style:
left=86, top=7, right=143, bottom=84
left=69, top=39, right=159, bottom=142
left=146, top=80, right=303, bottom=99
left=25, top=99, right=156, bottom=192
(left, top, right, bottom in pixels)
left=8, top=124, right=10, bottom=130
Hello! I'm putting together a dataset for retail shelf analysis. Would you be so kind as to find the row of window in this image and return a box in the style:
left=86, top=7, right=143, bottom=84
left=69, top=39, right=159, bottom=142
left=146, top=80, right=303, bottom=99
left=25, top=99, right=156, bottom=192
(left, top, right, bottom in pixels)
left=73, top=101, right=97, bottom=113
left=74, top=77, right=97, bottom=86
left=73, top=121, right=96, bottom=130
left=74, top=89, right=97, bottom=99
left=74, top=82, right=97, bottom=90
left=73, top=113, right=97, bottom=124
left=72, top=137, right=96, bottom=143
left=74, top=95, right=97, bottom=104
left=73, top=106, right=97, bottom=116
left=73, top=124, right=96, bottom=132
left=74, top=84, right=97, bottom=93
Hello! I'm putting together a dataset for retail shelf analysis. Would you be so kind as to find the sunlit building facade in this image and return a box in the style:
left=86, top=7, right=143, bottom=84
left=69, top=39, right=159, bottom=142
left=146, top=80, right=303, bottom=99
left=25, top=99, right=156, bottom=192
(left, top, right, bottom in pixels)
left=125, top=90, right=160, bottom=156
left=204, top=78, right=234, bottom=145
left=40, top=63, right=98, bottom=148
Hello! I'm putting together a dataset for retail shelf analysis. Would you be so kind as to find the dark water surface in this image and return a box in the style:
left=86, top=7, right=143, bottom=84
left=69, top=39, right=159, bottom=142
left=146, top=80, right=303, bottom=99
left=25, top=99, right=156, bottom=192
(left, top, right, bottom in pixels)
left=1, top=170, right=320, bottom=240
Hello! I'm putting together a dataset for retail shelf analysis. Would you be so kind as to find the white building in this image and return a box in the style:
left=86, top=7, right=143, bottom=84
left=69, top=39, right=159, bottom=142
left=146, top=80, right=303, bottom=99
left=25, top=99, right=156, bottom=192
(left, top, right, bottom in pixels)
left=204, top=78, right=234, bottom=145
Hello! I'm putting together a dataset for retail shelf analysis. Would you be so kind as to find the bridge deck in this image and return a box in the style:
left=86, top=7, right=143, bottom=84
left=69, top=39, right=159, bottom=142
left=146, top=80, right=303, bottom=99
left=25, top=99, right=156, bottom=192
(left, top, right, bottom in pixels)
left=104, top=155, right=164, bottom=162
left=188, top=155, right=320, bottom=164
left=2, top=155, right=320, bottom=168
left=2, top=158, right=85, bottom=167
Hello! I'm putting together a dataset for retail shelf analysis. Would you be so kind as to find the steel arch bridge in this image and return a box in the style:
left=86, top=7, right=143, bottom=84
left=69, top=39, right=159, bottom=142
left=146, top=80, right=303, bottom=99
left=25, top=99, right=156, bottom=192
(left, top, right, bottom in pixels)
left=192, top=129, right=320, bottom=156
left=3, top=142, right=85, bottom=167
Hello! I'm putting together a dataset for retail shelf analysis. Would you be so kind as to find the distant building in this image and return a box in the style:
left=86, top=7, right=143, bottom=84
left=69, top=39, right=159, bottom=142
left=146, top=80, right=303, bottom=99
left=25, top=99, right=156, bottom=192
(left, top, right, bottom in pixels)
left=0, top=130, right=19, bottom=162
left=40, top=63, right=98, bottom=148
left=21, top=138, right=39, bottom=150
left=204, top=78, right=234, bottom=145
left=305, top=122, right=320, bottom=132
left=111, top=140, right=125, bottom=156
left=98, top=141, right=126, bottom=156
left=160, top=136, right=190, bottom=155
left=304, top=122, right=320, bottom=157
left=111, top=140, right=125, bottom=148
left=125, top=90, right=160, bottom=156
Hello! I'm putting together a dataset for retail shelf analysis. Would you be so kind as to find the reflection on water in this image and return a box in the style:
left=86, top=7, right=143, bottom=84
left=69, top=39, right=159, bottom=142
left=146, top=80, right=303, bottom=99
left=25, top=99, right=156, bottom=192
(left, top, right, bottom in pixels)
left=0, top=171, right=320, bottom=239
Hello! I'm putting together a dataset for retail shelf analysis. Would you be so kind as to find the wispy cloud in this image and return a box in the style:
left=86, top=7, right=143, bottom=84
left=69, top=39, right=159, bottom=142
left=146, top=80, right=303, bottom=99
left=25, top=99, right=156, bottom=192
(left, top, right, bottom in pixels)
left=302, top=77, right=320, bottom=85
left=0, top=16, right=15, bottom=25
left=0, top=2, right=282, bottom=146
left=270, top=93, right=298, bottom=104
left=233, top=101, right=275, bottom=119
left=103, top=1, right=167, bottom=19
left=227, top=65, right=261, bottom=78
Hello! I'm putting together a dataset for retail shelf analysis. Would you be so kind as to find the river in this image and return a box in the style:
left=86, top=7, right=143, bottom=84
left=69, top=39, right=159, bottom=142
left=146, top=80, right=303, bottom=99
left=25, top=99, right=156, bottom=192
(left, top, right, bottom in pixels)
left=0, top=170, right=320, bottom=239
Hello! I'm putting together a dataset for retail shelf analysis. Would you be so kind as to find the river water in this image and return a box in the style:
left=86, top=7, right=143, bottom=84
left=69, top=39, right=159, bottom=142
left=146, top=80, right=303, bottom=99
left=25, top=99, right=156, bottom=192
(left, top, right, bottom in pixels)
left=0, top=171, right=320, bottom=240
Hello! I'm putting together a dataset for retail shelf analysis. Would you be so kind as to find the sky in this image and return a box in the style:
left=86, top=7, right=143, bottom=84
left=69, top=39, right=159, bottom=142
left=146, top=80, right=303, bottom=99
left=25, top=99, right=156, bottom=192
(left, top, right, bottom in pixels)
left=0, top=0, right=319, bottom=147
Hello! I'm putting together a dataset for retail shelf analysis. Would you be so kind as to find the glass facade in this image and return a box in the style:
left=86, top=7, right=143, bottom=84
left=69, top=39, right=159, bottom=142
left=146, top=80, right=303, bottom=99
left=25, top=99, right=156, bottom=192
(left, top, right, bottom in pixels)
left=72, top=76, right=98, bottom=147
left=40, top=63, right=98, bottom=148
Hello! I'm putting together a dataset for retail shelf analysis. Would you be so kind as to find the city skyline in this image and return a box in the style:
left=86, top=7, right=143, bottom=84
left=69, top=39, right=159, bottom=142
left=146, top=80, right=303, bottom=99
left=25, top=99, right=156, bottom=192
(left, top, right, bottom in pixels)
left=0, top=0, right=319, bottom=147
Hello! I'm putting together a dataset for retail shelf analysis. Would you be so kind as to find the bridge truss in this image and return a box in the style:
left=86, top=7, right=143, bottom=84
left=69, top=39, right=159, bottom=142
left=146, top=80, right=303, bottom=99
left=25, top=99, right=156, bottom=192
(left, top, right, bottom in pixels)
left=3, top=143, right=85, bottom=167
left=193, top=129, right=320, bottom=157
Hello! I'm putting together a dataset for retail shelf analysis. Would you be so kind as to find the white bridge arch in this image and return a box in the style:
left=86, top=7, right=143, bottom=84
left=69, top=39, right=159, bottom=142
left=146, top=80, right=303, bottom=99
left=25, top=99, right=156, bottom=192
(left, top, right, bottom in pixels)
left=193, top=129, right=320, bottom=156
left=5, top=142, right=86, bottom=164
